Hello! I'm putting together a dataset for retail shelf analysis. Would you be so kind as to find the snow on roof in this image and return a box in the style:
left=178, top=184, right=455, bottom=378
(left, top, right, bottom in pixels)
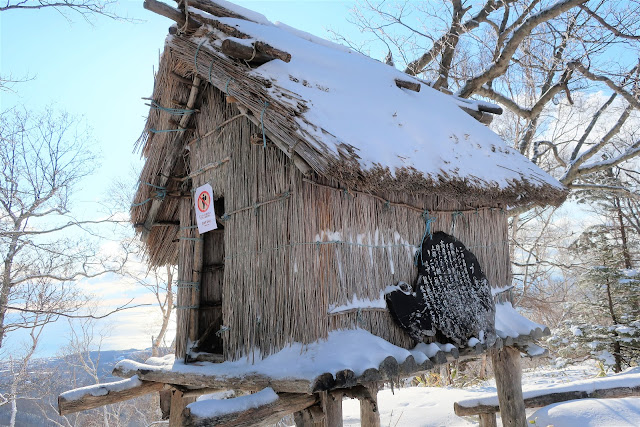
left=141, top=0, right=568, bottom=207
left=194, top=5, right=564, bottom=200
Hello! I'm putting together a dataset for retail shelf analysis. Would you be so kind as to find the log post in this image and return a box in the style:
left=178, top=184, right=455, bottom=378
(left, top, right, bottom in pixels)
left=169, top=389, right=196, bottom=427
left=324, top=391, right=343, bottom=427
left=479, top=413, right=498, bottom=427
left=491, top=346, right=526, bottom=427
left=359, top=383, right=380, bottom=427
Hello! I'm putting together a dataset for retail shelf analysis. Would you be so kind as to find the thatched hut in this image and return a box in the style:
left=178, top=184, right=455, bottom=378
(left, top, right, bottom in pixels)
left=58, top=1, right=567, bottom=425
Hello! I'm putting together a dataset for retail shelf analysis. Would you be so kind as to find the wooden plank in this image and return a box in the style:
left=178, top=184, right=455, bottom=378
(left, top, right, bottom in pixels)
left=491, top=346, right=526, bottom=427
left=58, top=379, right=164, bottom=416
left=113, top=363, right=315, bottom=394
left=183, top=392, right=318, bottom=427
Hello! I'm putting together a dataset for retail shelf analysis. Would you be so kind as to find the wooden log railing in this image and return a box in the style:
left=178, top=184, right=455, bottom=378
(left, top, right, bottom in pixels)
left=454, top=374, right=640, bottom=427
left=58, top=377, right=164, bottom=416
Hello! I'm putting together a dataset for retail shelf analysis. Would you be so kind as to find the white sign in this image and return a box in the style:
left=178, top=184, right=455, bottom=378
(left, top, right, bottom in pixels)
left=193, top=183, right=218, bottom=234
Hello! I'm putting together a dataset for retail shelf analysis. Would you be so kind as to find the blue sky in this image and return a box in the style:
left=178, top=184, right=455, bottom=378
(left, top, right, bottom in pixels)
left=1, top=0, right=358, bottom=357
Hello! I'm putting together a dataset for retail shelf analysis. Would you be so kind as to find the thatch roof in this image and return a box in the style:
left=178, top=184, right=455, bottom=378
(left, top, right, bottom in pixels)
left=133, top=0, right=567, bottom=240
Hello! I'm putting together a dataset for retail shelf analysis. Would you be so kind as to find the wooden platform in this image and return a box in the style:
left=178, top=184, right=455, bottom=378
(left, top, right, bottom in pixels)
left=112, top=331, right=549, bottom=395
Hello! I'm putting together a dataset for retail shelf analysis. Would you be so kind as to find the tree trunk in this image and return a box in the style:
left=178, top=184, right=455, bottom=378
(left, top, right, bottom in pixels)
left=605, top=277, right=624, bottom=373
left=491, top=347, right=526, bottom=427
left=0, top=233, right=20, bottom=349
left=153, top=266, right=174, bottom=357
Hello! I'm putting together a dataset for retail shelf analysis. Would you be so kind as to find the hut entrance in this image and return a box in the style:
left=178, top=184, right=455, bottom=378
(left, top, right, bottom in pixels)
left=192, top=197, right=225, bottom=356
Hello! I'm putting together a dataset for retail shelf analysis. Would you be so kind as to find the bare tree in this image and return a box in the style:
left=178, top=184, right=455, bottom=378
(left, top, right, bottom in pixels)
left=0, top=106, right=129, bottom=349
left=0, top=0, right=125, bottom=22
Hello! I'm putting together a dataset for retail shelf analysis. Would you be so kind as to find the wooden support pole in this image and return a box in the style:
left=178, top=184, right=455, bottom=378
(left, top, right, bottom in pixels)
left=491, top=346, right=526, bottom=427
left=479, top=413, right=498, bottom=427
left=169, top=389, right=196, bottom=427
left=324, top=391, right=343, bottom=427
left=141, top=75, right=201, bottom=242
left=57, top=379, right=164, bottom=416
left=359, top=384, right=380, bottom=427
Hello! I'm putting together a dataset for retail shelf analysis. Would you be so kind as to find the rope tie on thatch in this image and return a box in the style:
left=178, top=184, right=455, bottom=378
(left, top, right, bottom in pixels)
left=216, top=326, right=230, bottom=336
left=131, top=183, right=167, bottom=207
left=179, top=237, right=203, bottom=241
left=149, top=128, right=187, bottom=133
left=414, top=210, right=435, bottom=266
left=194, top=39, right=207, bottom=71
left=225, top=78, right=234, bottom=96
left=223, top=239, right=510, bottom=260
left=221, top=191, right=291, bottom=221
left=176, top=280, right=200, bottom=291
left=150, top=101, right=195, bottom=116
left=260, top=101, right=269, bottom=148
left=176, top=304, right=199, bottom=310
left=185, top=157, right=231, bottom=180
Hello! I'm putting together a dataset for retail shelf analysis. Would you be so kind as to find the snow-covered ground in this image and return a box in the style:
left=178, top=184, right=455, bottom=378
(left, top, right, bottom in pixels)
left=338, top=361, right=640, bottom=426
left=192, top=360, right=640, bottom=426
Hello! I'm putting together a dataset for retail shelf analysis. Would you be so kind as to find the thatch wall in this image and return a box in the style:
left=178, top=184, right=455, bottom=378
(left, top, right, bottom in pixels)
left=182, top=82, right=511, bottom=361
left=132, top=53, right=511, bottom=362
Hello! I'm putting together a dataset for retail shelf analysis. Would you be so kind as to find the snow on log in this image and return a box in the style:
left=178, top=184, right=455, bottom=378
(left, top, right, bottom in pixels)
left=57, top=376, right=164, bottom=415
left=182, top=389, right=317, bottom=427
left=454, top=370, right=640, bottom=416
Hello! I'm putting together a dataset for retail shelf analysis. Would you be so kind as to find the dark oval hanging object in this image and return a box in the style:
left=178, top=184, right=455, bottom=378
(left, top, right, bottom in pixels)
left=386, top=231, right=496, bottom=346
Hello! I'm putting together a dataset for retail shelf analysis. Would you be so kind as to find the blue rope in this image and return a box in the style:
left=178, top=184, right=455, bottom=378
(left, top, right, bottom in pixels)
left=194, top=39, right=206, bottom=70
left=149, top=128, right=186, bottom=133
left=216, top=326, right=230, bottom=336
left=208, top=59, right=215, bottom=83
left=176, top=305, right=199, bottom=310
left=260, top=101, right=269, bottom=148
left=414, top=210, right=435, bottom=266
left=131, top=183, right=167, bottom=207
left=225, top=78, right=234, bottom=96
left=150, top=101, right=194, bottom=116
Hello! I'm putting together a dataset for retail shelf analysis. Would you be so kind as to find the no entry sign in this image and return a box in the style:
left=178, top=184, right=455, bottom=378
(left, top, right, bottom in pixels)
left=193, top=183, right=218, bottom=233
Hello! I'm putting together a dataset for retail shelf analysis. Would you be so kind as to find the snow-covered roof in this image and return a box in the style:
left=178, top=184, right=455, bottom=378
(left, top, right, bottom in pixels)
left=137, top=0, right=567, bottom=208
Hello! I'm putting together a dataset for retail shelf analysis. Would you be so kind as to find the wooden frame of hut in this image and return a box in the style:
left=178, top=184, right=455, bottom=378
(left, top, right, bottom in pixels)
left=58, top=1, right=568, bottom=426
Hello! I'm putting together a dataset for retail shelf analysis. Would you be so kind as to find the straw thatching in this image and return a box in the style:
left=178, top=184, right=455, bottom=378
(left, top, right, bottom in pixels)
left=130, top=0, right=567, bottom=363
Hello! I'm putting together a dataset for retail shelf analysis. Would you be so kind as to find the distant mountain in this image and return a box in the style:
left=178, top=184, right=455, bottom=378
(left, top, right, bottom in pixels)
left=0, top=348, right=158, bottom=427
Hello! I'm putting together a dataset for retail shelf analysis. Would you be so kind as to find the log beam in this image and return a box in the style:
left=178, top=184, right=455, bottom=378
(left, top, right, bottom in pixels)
left=394, top=79, right=421, bottom=92
left=454, top=384, right=640, bottom=416
left=58, top=378, right=164, bottom=416
left=183, top=392, right=318, bottom=427
left=144, top=0, right=200, bottom=31
left=221, top=38, right=275, bottom=64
